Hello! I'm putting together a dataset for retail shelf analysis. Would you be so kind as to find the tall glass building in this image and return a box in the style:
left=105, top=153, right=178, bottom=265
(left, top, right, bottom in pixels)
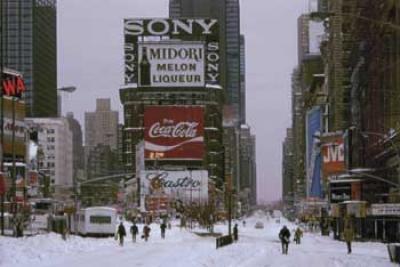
left=169, top=0, right=242, bottom=126
left=1, top=0, right=57, bottom=117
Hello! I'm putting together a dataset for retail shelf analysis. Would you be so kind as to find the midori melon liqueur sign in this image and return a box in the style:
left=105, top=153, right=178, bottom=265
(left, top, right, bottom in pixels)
left=138, top=42, right=205, bottom=87
left=124, top=18, right=220, bottom=88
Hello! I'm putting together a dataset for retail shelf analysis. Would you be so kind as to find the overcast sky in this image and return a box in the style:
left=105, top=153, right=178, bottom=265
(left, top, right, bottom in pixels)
left=58, top=0, right=308, bottom=203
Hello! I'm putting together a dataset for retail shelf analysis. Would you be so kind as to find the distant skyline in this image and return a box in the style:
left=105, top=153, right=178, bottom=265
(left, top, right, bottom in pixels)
left=58, top=0, right=308, bottom=203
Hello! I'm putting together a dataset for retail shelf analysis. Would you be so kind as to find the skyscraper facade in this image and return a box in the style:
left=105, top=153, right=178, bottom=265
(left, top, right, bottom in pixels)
left=1, top=0, right=57, bottom=117
left=25, top=117, right=73, bottom=200
left=240, top=35, right=246, bottom=125
left=84, top=98, right=118, bottom=151
left=169, top=0, right=241, bottom=125
left=66, top=112, right=84, bottom=174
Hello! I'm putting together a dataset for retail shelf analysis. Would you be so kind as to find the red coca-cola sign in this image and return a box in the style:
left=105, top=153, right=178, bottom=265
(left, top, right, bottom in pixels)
left=144, top=106, right=204, bottom=160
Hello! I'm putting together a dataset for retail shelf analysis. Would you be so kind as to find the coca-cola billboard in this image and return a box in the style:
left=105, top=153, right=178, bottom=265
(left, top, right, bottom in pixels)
left=144, top=106, right=204, bottom=160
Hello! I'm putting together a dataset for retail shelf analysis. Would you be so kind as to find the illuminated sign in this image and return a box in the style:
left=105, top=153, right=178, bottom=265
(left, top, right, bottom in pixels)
left=144, top=106, right=204, bottom=160
left=321, top=133, right=346, bottom=178
left=138, top=42, right=205, bottom=87
left=2, top=71, right=26, bottom=98
left=124, top=18, right=220, bottom=87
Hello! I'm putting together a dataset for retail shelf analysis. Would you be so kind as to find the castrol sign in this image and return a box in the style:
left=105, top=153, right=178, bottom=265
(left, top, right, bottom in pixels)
left=144, top=106, right=204, bottom=160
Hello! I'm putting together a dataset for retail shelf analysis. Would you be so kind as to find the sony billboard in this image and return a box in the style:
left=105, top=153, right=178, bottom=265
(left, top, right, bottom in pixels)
left=124, top=18, right=220, bottom=87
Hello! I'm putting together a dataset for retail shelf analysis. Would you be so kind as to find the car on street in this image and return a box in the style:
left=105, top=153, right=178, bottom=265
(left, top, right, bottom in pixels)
left=255, top=221, right=264, bottom=229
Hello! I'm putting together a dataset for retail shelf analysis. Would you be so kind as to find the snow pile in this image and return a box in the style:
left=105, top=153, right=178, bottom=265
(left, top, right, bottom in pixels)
left=1, top=232, right=113, bottom=266
left=0, top=213, right=395, bottom=267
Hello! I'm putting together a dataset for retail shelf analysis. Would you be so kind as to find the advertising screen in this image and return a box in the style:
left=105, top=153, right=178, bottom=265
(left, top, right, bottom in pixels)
left=140, top=170, right=208, bottom=206
left=144, top=106, right=204, bottom=160
left=306, top=106, right=322, bottom=198
left=138, top=42, right=205, bottom=87
left=124, top=18, right=220, bottom=87
left=1, top=97, right=26, bottom=160
left=321, top=133, right=345, bottom=178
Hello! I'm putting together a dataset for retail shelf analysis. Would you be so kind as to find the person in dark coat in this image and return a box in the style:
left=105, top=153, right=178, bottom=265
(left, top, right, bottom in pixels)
left=279, top=225, right=291, bottom=254
left=143, top=224, right=151, bottom=242
left=233, top=224, right=239, bottom=241
left=294, top=227, right=303, bottom=244
left=343, top=225, right=354, bottom=254
left=160, top=222, right=167, bottom=239
left=130, top=223, right=139, bottom=242
left=117, top=222, right=126, bottom=246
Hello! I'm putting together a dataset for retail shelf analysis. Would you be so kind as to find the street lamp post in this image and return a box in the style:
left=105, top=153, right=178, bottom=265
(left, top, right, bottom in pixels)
left=57, top=86, right=76, bottom=117
left=348, top=169, right=400, bottom=188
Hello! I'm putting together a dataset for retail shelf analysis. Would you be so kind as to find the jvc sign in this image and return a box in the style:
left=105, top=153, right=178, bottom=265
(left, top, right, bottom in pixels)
left=124, top=18, right=220, bottom=88
left=321, top=133, right=345, bottom=177
left=323, top=143, right=344, bottom=163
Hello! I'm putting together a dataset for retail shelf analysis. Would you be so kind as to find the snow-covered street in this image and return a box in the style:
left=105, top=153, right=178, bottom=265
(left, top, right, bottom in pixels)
left=1, top=213, right=395, bottom=267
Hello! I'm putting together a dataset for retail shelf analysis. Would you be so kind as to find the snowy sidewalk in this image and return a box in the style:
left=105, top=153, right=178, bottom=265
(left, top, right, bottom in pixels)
left=0, top=215, right=396, bottom=267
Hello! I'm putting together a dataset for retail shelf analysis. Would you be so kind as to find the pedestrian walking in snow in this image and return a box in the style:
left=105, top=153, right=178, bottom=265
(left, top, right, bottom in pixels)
left=160, top=222, right=167, bottom=239
left=130, top=223, right=139, bottom=243
left=242, top=220, right=246, bottom=227
left=343, top=224, right=354, bottom=254
left=294, top=227, right=303, bottom=244
left=142, top=224, right=151, bottom=242
left=279, top=225, right=291, bottom=254
left=233, top=224, right=239, bottom=241
left=62, top=227, right=68, bottom=241
left=117, top=222, right=126, bottom=246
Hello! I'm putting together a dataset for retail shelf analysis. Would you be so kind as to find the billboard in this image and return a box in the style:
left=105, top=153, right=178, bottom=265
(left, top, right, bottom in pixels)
left=140, top=170, right=208, bottom=207
left=2, top=69, right=26, bottom=98
left=144, top=106, right=204, bottom=160
left=1, top=97, right=26, bottom=161
left=306, top=106, right=322, bottom=198
left=124, top=18, right=220, bottom=87
left=371, top=204, right=400, bottom=216
left=321, top=132, right=345, bottom=178
left=138, top=42, right=205, bottom=87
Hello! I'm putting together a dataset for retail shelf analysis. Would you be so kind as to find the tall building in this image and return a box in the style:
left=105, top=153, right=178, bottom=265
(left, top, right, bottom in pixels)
left=66, top=112, right=84, bottom=174
left=169, top=1, right=258, bottom=206
left=326, top=0, right=359, bottom=131
left=239, top=124, right=257, bottom=210
left=282, top=128, right=294, bottom=206
left=240, top=35, right=246, bottom=125
left=84, top=98, right=118, bottom=150
left=297, top=15, right=310, bottom=64
left=169, top=0, right=242, bottom=125
left=25, top=117, right=73, bottom=200
left=1, top=0, right=57, bottom=117
left=249, top=134, right=257, bottom=206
